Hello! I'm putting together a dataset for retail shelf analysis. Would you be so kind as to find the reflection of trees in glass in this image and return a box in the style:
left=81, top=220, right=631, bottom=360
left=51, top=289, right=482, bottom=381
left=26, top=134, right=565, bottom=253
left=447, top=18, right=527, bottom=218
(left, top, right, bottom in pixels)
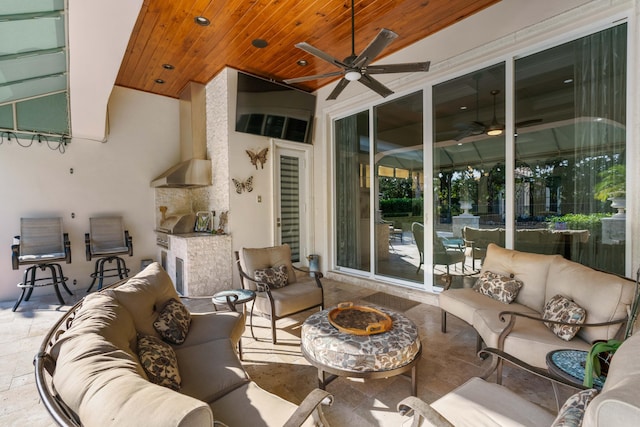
left=379, top=177, right=414, bottom=199
left=594, top=164, right=625, bottom=202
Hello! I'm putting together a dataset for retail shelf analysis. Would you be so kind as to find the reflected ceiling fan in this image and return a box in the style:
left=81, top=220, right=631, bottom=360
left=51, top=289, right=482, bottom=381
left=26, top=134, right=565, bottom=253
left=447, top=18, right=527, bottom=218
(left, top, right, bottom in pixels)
left=283, top=0, right=430, bottom=100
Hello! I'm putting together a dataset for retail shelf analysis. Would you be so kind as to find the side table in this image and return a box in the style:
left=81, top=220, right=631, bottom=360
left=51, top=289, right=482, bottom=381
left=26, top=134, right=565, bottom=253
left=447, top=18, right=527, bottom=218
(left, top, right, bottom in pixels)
left=546, top=349, right=605, bottom=390
left=212, top=289, right=256, bottom=360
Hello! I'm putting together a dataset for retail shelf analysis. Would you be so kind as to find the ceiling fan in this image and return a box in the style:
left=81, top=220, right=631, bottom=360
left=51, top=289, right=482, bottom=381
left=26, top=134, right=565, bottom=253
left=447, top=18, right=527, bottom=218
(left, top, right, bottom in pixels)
left=283, top=0, right=430, bottom=100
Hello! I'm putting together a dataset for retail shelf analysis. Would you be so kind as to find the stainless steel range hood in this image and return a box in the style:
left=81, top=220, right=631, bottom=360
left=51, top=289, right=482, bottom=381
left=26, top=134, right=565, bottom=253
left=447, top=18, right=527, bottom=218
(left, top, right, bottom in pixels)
left=151, top=82, right=211, bottom=188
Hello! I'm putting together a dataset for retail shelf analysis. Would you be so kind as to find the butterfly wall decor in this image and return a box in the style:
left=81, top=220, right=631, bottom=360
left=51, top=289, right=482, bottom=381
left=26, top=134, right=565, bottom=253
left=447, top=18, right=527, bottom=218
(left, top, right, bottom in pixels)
left=246, top=147, right=268, bottom=169
left=232, top=176, right=253, bottom=194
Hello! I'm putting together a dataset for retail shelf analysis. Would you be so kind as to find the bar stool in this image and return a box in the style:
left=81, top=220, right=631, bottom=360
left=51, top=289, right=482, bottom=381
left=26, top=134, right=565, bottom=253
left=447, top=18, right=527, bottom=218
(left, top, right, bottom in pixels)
left=11, top=217, right=73, bottom=312
left=85, top=217, right=133, bottom=292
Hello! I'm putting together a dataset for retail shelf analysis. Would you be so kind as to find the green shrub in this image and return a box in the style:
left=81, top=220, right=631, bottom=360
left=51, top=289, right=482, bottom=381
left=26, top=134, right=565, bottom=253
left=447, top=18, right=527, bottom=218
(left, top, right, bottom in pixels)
left=545, top=213, right=610, bottom=230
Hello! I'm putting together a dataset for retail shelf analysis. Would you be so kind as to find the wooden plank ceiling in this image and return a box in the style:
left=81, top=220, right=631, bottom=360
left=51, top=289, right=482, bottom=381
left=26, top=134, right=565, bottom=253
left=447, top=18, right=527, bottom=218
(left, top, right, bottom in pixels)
left=115, top=0, right=502, bottom=99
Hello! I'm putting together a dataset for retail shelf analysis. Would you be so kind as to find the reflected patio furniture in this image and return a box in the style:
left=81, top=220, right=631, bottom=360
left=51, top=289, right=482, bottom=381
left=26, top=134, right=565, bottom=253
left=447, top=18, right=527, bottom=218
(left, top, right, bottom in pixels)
left=85, top=216, right=133, bottom=292
left=412, top=222, right=465, bottom=274
left=462, top=226, right=506, bottom=269
left=11, top=217, right=73, bottom=311
left=235, top=244, right=324, bottom=344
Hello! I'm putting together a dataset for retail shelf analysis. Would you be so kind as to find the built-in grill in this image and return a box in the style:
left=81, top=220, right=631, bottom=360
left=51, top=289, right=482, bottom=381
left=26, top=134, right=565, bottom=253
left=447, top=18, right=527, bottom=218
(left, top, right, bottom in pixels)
left=155, top=211, right=196, bottom=248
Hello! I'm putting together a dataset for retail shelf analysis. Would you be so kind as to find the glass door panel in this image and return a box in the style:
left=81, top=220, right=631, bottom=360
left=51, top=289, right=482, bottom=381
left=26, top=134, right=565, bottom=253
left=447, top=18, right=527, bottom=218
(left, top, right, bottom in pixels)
left=433, top=64, right=506, bottom=283
left=514, top=24, right=627, bottom=275
left=374, top=92, right=424, bottom=283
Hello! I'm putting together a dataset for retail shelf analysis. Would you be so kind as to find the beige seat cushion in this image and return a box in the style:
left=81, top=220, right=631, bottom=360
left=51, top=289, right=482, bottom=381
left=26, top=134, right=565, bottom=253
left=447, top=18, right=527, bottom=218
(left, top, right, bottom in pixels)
left=481, top=244, right=559, bottom=312
left=431, top=377, right=555, bottom=427
left=110, top=262, right=181, bottom=339
left=210, top=382, right=314, bottom=427
left=545, top=257, right=634, bottom=343
left=182, top=311, right=245, bottom=348
left=473, top=308, right=591, bottom=368
left=439, top=288, right=537, bottom=326
left=175, top=339, right=249, bottom=403
left=254, top=278, right=322, bottom=317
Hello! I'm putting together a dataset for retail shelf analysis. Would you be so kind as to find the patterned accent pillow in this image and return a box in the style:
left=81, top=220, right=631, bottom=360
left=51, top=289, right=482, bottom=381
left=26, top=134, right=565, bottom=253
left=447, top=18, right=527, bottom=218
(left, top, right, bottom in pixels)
left=543, top=294, right=587, bottom=341
left=254, top=265, right=289, bottom=289
left=138, top=335, right=181, bottom=391
left=473, top=271, right=523, bottom=304
left=153, top=298, right=191, bottom=345
left=551, top=388, right=598, bottom=427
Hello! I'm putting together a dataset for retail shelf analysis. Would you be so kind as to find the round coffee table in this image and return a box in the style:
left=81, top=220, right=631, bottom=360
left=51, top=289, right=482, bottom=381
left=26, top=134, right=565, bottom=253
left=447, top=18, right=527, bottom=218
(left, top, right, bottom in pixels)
left=301, top=304, right=421, bottom=396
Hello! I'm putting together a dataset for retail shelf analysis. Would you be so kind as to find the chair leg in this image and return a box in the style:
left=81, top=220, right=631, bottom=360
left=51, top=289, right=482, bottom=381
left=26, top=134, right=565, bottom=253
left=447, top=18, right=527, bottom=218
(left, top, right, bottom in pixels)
left=54, top=263, right=73, bottom=295
left=97, top=258, right=107, bottom=290
left=441, top=310, right=447, bottom=333
left=47, top=264, right=66, bottom=306
left=271, top=316, right=277, bottom=345
left=24, top=266, right=37, bottom=301
left=249, top=303, right=257, bottom=341
left=87, top=259, right=101, bottom=292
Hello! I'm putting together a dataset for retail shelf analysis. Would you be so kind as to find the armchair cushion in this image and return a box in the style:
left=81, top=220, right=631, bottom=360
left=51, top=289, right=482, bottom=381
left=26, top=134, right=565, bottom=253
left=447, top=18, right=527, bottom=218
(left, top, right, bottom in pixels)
left=543, top=294, right=586, bottom=341
left=552, top=388, right=598, bottom=427
left=138, top=335, right=181, bottom=391
left=254, top=278, right=323, bottom=317
left=473, top=271, right=523, bottom=304
left=154, top=298, right=192, bottom=345
left=240, top=245, right=298, bottom=287
left=254, top=265, right=289, bottom=289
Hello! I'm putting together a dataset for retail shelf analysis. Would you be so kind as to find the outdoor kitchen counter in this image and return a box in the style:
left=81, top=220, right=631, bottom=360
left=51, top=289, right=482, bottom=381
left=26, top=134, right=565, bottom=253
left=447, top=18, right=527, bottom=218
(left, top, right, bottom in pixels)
left=164, top=233, right=233, bottom=296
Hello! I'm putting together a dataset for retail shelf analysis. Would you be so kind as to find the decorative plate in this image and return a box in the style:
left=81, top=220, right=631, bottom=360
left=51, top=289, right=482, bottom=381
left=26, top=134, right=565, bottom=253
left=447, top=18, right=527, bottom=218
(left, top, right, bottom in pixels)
left=328, top=302, right=393, bottom=335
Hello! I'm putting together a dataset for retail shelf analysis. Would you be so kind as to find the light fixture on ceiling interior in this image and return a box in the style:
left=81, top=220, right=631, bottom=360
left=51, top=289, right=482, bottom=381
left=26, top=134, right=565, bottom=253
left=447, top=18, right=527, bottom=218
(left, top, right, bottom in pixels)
left=297, top=59, right=308, bottom=66
left=344, top=70, right=361, bottom=81
left=162, top=63, right=175, bottom=70
left=252, top=39, right=268, bottom=48
left=486, top=89, right=504, bottom=136
left=194, top=16, right=210, bottom=26
left=154, top=78, right=165, bottom=84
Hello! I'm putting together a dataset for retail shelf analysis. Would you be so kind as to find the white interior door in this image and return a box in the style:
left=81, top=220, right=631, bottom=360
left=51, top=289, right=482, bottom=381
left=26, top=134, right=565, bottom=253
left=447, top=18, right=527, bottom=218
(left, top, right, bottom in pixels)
left=274, top=144, right=310, bottom=263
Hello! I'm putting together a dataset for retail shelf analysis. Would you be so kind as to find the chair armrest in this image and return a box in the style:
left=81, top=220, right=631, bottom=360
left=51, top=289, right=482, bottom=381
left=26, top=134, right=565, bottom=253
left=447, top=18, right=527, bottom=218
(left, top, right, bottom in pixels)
left=11, top=238, right=19, bottom=270
left=292, top=264, right=324, bottom=287
left=125, top=230, right=133, bottom=256
left=63, top=233, right=71, bottom=264
left=478, top=348, right=590, bottom=390
left=85, top=233, right=91, bottom=261
left=283, top=389, right=333, bottom=427
left=236, top=267, right=272, bottom=294
left=397, top=396, right=454, bottom=427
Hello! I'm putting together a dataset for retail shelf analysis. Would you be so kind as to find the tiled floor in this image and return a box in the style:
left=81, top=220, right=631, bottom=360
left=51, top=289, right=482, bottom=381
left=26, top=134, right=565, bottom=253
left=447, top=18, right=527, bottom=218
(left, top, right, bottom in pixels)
left=0, top=278, right=575, bottom=426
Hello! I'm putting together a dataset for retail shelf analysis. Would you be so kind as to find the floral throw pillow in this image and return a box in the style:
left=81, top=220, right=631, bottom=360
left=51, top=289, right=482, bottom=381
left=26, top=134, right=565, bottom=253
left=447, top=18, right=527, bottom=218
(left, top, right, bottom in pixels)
left=551, top=388, right=598, bottom=427
left=254, top=265, right=289, bottom=289
left=153, top=298, right=191, bottom=345
left=473, top=271, right=523, bottom=304
left=138, top=335, right=181, bottom=391
left=543, top=294, right=586, bottom=341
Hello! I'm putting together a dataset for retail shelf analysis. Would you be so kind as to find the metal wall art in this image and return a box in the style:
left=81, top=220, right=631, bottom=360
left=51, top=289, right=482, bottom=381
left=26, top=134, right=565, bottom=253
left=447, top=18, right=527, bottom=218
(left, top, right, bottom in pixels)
left=246, top=147, right=268, bottom=169
left=232, top=176, right=253, bottom=194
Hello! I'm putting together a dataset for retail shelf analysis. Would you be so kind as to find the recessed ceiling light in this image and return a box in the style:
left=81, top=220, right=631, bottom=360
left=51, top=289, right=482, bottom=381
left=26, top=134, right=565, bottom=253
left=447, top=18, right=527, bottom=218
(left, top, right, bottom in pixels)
left=154, top=79, right=165, bottom=84
left=252, top=39, right=268, bottom=48
left=564, top=78, right=573, bottom=84
left=460, top=106, right=467, bottom=110
left=194, top=16, right=210, bottom=26
left=162, top=64, right=175, bottom=70
left=297, top=59, right=308, bottom=66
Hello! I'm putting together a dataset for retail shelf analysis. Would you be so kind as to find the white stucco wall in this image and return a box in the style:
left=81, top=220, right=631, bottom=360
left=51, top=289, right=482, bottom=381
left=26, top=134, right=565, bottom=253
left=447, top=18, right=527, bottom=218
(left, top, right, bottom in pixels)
left=0, top=87, right=179, bottom=303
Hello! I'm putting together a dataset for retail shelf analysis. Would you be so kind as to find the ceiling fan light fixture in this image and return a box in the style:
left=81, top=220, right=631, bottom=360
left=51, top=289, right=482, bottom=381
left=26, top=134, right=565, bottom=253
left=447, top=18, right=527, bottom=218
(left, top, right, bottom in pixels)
left=487, top=124, right=504, bottom=136
left=345, top=70, right=361, bottom=81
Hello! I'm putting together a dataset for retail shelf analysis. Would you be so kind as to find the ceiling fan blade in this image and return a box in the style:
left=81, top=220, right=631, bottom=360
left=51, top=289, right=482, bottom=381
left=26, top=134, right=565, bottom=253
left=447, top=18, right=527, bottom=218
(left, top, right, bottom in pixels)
left=366, top=62, right=430, bottom=74
left=326, top=78, right=350, bottom=100
left=358, top=74, right=394, bottom=98
left=283, top=71, right=344, bottom=84
left=353, top=28, right=398, bottom=68
left=294, top=42, right=347, bottom=69
left=515, top=118, right=543, bottom=128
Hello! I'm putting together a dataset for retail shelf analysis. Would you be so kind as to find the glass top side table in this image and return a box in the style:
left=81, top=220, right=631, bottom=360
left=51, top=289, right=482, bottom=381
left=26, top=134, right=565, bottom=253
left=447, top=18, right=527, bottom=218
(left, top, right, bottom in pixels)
left=546, top=349, right=605, bottom=390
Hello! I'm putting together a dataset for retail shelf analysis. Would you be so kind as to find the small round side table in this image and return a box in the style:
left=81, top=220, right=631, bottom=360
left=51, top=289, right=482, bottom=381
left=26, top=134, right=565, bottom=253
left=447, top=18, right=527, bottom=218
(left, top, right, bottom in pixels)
left=212, top=289, right=256, bottom=360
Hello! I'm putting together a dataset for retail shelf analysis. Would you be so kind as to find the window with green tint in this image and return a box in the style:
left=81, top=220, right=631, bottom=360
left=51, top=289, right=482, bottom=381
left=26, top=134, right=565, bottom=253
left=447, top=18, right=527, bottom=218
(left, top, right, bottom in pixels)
left=16, top=93, right=69, bottom=134
left=0, top=105, right=13, bottom=129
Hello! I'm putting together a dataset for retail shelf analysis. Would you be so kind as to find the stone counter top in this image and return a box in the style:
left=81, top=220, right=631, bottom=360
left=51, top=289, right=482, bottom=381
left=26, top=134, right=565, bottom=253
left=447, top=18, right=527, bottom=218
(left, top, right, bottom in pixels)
left=168, top=232, right=229, bottom=239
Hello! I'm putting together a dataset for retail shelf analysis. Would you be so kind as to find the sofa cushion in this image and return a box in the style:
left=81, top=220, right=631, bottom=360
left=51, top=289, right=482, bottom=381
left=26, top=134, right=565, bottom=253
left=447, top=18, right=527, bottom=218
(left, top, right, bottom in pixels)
left=240, top=244, right=298, bottom=287
left=480, top=244, right=559, bottom=312
left=254, top=277, right=322, bottom=317
left=154, top=298, right=192, bottom=345
left=543, top=294, right=586, bottom=341
left=545, top=257, right=635, bottom=343
left=583, top=331, right=640, bottom=427
left=175, top=339, right=249, bottom=403
left=182, top=311, right=245, bottom=349
left=473, top=308, right=591, bottom=368
left=431, top=377, right=555, bottom=427
left=254, top=265, right=289, bottom=289
left=552, top=388, right=598, bottom=427
left=138, top=335, right=182, bottom=391
left=111, top=262, right=181, bottom=339
left=209, top=382, right=311, bottom=427
left=473, top=271, right=523, bottom=304
left=440, top=288, right=537, bottom=327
